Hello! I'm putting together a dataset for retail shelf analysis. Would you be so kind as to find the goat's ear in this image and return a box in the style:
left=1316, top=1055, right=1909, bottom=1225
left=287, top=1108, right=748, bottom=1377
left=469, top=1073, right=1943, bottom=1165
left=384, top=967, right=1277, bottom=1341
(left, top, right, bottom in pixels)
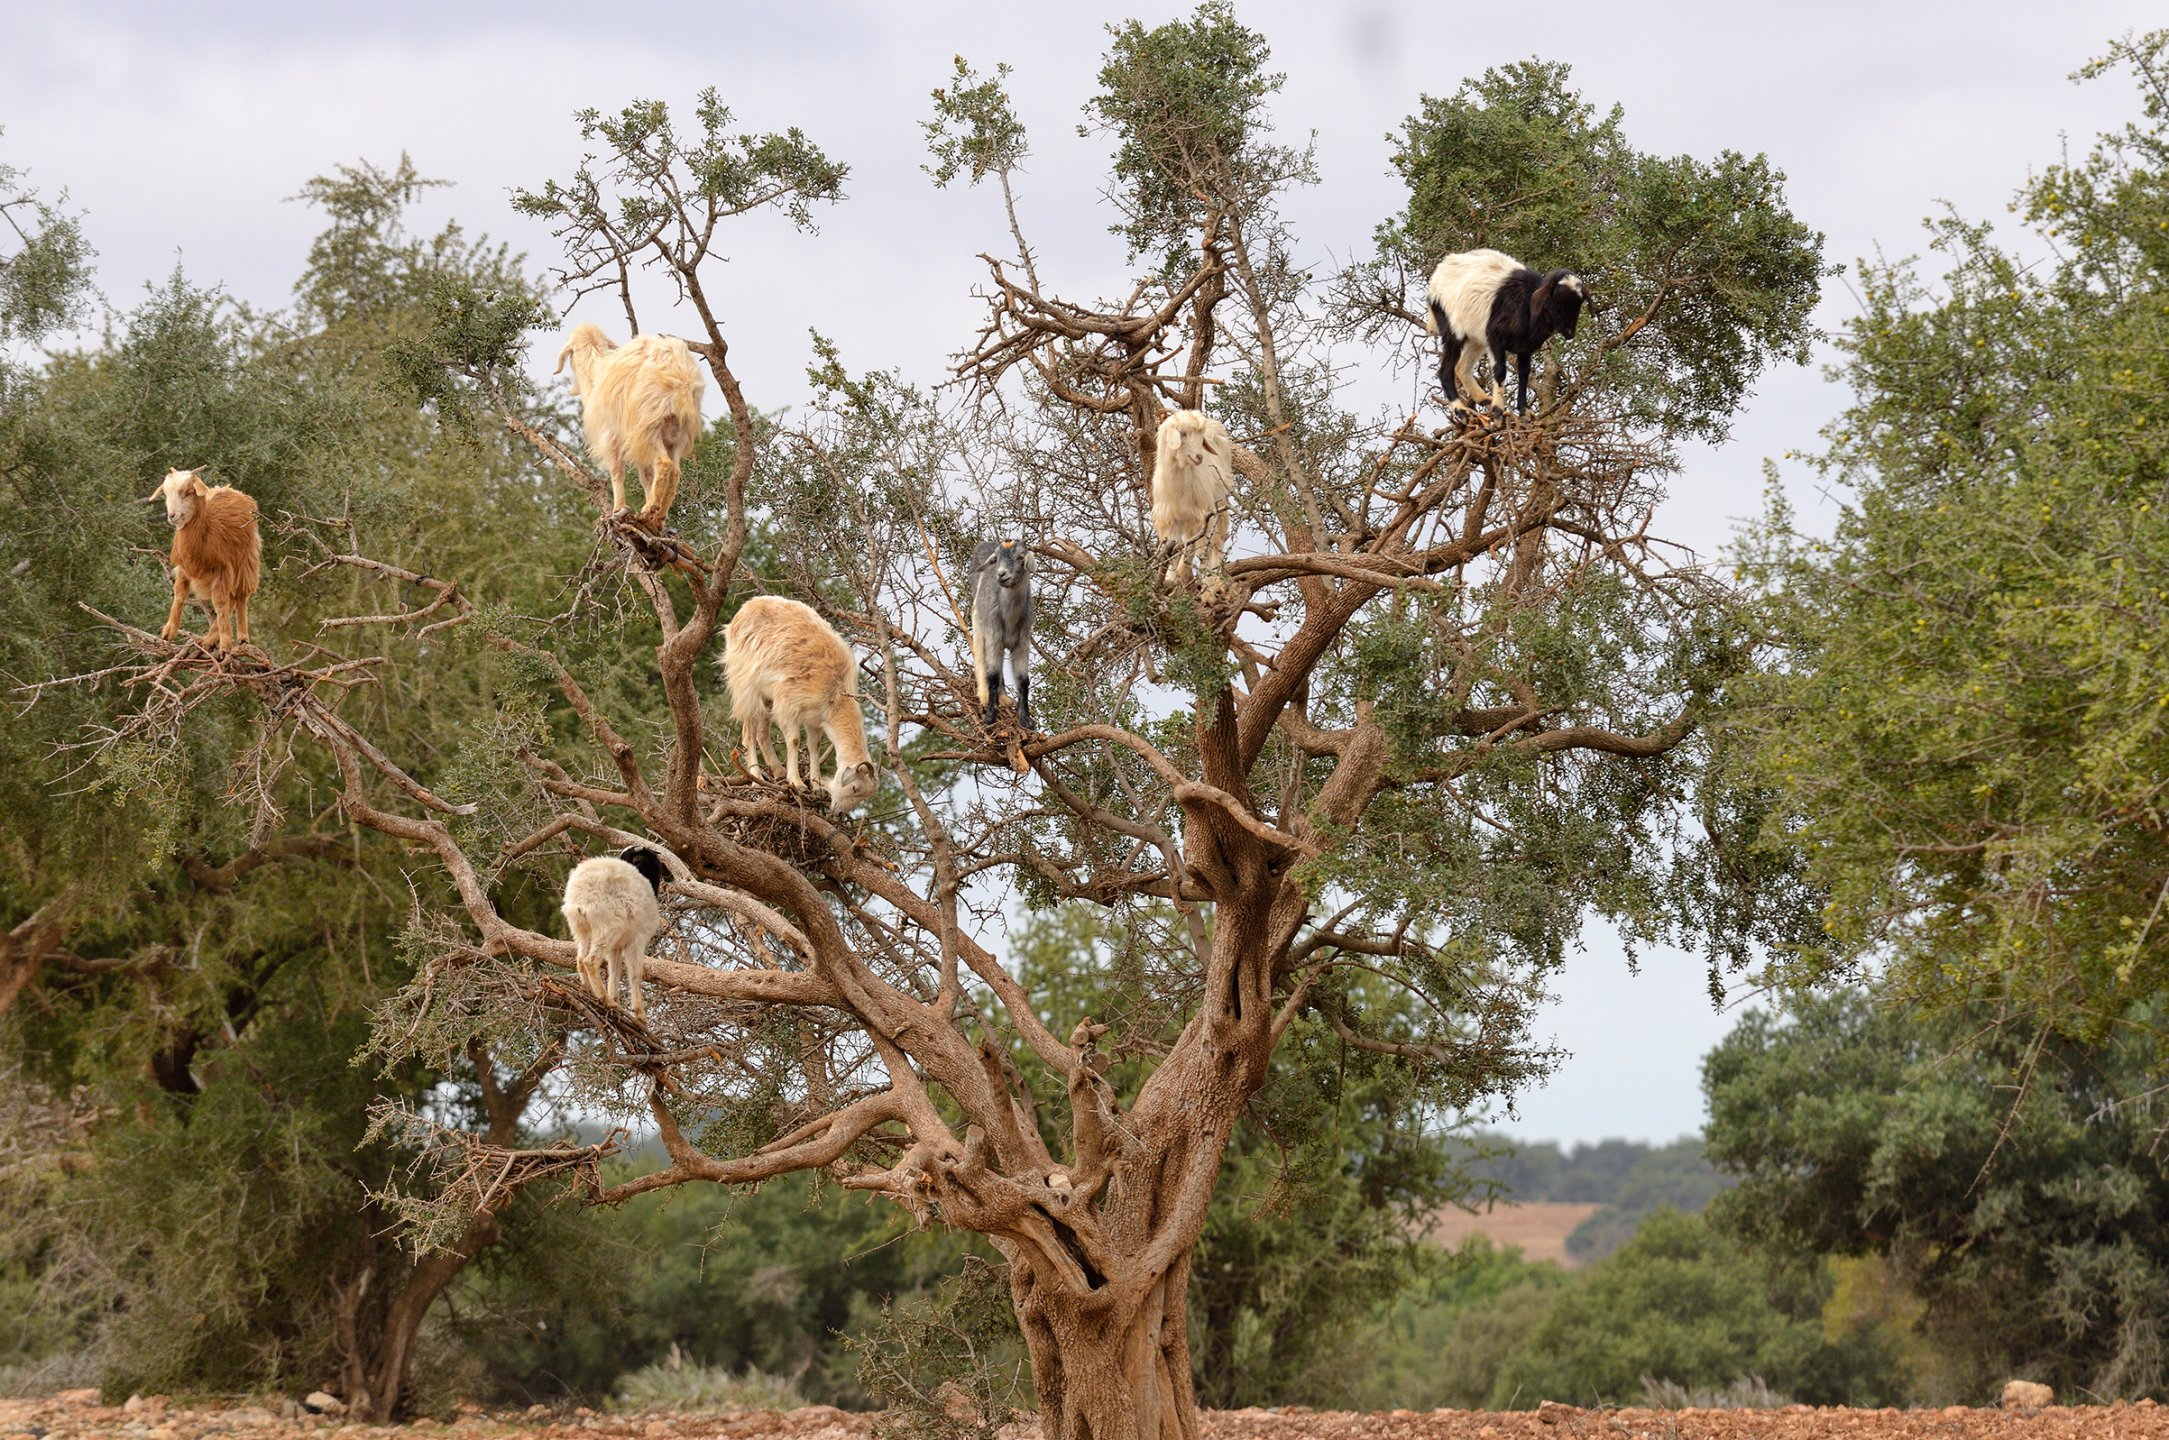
left=1529, top=276, right=1557, bottom=316
left=142, top=482, right=166, bottom=503
left=1200, top=434, right=1221, bottom=455
left=183, top=470, right=209, bottom=495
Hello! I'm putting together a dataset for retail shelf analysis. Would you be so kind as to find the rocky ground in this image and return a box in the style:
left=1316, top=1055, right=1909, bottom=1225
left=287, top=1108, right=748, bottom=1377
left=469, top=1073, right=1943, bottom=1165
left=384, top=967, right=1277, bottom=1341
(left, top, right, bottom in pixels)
left=5, top=1392, right=2168, bottom=1440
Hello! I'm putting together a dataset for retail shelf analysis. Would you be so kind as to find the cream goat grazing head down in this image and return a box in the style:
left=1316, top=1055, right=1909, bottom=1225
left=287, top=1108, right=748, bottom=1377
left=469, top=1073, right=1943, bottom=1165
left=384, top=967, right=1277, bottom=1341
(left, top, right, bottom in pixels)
left=1150, top=410, right=1236, bottom=583
left=146, top=467, right=262, bottom=653
left=553, top=323, right=705, bottom=527
left=721, top=596, right=880, bottom=813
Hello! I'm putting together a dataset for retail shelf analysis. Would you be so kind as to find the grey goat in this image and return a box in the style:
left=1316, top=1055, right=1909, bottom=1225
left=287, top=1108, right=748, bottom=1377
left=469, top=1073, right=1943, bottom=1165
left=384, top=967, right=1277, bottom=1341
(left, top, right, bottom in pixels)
left=970, top=538, right=1033, bottom=730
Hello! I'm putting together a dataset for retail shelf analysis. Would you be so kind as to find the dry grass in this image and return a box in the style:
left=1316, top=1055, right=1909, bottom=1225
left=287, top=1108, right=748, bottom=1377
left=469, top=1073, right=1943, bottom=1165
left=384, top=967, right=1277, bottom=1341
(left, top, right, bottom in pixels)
left=1424, top=1200, right=1602, bottom=1266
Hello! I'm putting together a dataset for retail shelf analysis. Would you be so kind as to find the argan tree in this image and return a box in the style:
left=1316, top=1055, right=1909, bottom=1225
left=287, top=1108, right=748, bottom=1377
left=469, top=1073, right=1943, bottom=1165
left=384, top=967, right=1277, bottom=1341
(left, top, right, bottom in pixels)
left=38, top=10, right=1825, bottom=1435
left=1, top=158, right=598, bottom=1418
left=1733, top=29, right=2169, bottom=1054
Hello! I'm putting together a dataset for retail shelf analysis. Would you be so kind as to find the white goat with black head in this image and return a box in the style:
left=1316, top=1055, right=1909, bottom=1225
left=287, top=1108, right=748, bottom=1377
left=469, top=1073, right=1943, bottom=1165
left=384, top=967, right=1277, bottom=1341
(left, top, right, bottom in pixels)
left=1424, top=249, right=1589, bottom=415
left=561, top=846, right=668, bottom=1022
left=970, top=538, right=1033, bottom=731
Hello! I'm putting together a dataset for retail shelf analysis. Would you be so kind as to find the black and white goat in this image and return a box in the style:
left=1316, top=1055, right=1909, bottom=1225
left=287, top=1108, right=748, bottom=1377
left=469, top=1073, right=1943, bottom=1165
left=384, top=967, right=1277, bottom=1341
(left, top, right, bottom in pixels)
left=970, top=538, right=1033, bottom=731
left=562, top=847, right=667, bottom=1021
left=1424, top=249, right=1589, bottom=416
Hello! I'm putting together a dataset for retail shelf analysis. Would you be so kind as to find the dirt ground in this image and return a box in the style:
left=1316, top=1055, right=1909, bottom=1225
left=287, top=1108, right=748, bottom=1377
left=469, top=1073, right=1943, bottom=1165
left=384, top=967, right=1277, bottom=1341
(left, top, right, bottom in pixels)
left=6, top=1393, right=2168, bottom=1440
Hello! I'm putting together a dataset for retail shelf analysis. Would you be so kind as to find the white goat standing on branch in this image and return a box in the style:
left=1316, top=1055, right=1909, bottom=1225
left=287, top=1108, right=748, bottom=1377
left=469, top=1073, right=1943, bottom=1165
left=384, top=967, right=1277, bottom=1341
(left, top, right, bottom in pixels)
left=1150, top=409, right=1235, bottom=583
left=560, top=847, right=667, bottom=1021
left=554, top=323, right=704, bottom=528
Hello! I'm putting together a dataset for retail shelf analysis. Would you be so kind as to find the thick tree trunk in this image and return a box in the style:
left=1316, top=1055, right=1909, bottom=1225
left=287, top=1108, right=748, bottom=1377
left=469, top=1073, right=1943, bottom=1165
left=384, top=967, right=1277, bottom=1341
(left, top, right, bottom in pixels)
left=1013, top=1255, right=1198, bottom=1440
left=346, top=1211, right=501, bottom=1422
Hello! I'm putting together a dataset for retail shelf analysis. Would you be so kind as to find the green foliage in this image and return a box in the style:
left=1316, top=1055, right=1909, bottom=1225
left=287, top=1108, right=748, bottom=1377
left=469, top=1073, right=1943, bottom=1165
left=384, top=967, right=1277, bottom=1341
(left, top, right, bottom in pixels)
left=1366, top=60, right=1829, bottom=442
left=851, top=1255, right=1026, bottom=1440
left=1565, top=1139, right=1732, bottom=1263
left=1004, top=906, right=1486, bottom=1410
left=460, top=1168, right=975, bottom=1409
left=1085, top=2, right=1313, bottom=271
left=1351, top=1208, right=1905, bottom=1411
left=923, top=58, right=1029, bottom=189
left=0, top=145, right=93, bottom=348
left=1345, top=1238, right=1570, bottom=1410
left=614, top=1357, right=805, bottom=1412
left=1505, top=1209, right=1854, bottom=1408
left=1732, top=30, right=2169, bottom=1048
left=25, top=1000, right=403, bottom=1397
left=1704, top=987, right=2169, bottom=1401
left=0, top=155, right=609, bottom=1412
left=512, top=89, right=846, bottom=272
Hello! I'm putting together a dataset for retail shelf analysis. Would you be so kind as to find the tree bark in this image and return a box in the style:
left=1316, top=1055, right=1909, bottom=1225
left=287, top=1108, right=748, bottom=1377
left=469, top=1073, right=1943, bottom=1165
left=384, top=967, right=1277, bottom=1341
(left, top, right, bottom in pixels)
left=345, top=1040, right=555, bottom=1422
left=350, top=1211, right=501, bottom=1422
left=1013, top=1255, right=1198, bottom=1440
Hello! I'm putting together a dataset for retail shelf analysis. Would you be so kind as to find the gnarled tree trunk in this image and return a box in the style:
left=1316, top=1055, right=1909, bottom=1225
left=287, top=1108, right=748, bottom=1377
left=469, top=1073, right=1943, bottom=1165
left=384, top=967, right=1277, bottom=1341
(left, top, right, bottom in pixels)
left=1013, top=1256, right=1197, bottom=1440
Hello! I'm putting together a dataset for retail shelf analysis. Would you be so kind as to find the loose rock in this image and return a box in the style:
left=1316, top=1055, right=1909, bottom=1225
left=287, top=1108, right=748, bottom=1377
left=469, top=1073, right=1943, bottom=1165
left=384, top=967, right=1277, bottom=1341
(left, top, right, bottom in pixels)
left=2003, top=1379, right=2055, bottom=1409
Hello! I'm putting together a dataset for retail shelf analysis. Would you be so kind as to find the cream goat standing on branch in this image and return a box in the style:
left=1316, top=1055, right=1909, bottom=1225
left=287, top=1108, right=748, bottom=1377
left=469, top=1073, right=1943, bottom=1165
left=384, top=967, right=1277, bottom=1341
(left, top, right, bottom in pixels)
left=553, top=323, right=704, bottom=528
left=1150, top=409, right=1236, bottom=583
left=1425, top=248, right=1589, bottom=415
left=560, top=847, right=667, bottom=1021
left=720, top=597, right=880, bottom=813
left=146, top=467, right=261, bottom=653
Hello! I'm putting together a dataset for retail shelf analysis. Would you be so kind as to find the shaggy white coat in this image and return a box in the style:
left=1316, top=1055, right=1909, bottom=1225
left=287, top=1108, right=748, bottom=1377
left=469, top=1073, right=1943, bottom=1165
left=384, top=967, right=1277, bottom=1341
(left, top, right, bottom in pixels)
left=554, top=324, right=704, bottom=524
left=1150, top=410, right=1235, bottom=583
left=561, top=855, right=663, bottom=1021
left=721, top=596, right=879, bottom=813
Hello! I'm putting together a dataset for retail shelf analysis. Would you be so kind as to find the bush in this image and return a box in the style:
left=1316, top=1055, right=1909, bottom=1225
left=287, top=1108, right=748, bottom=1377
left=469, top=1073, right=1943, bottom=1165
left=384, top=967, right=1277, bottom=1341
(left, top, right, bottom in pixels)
left=615, top=1350, right=804, bottom=1412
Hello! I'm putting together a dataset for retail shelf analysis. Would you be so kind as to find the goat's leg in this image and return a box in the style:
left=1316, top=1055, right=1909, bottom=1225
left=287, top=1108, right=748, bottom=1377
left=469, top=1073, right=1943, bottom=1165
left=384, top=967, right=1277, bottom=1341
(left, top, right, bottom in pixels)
left=639, top=456, right=679, bottom=529
left=781, top=720, right=804, bottom=791
left=208, top=597, right=235, bottom=652
left=603, top=936, right=624, bottom=1012
left=1012, top=638, right=1033, bottom=730
left=740, top=713, right=777, bottom=780
left=1454, top=343, right=1486, bottom=413
left=568, top=914, right=600, bottom=997
left=982, top=659, right=1004, bottom=727
left=161, top=572, right=189, bottom=643
left=1515, top=353, right=1532, bottom=414
left=622, top=942, right=646, bottom=1022
left=234, top=590, right=251, bottom=646
left=1202, top=501, right=1229, bottom=576
left=608, top=439, right=632, bottom=513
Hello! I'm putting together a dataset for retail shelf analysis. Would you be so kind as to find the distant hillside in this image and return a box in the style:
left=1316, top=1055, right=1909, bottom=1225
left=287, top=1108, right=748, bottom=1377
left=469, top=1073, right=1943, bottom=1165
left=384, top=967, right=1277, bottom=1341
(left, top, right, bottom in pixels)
left=1446, top=1134, right=1732, bottom=1263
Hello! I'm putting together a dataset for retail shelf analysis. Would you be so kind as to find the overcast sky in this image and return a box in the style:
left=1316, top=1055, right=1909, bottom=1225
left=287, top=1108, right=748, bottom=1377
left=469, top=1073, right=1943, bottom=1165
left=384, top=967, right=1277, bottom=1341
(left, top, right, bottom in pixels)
left=6, top=1, right=2157, bottom=1146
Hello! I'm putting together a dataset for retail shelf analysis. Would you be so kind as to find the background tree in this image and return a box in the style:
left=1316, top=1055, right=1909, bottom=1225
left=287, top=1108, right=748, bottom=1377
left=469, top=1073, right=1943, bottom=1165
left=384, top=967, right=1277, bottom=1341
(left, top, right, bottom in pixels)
left=0, top=158, right=603, bottom=1419
left=24, top=9, right=1825, bottom=1436
left=1705, top=987, right=2169, bottom=1401
left=1732, top=29, right=2169, bottom=1052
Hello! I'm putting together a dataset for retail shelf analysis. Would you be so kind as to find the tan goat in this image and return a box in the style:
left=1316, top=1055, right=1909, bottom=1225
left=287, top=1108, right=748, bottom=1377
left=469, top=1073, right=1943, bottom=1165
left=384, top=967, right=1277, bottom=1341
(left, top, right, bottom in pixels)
left=147, top=468, right=260, bottom=652
left=554, top=323, right=704, bottom=528
left=1150, top=410, right=1236, bottom=583
left=720, top=597, right=879, bottom=813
